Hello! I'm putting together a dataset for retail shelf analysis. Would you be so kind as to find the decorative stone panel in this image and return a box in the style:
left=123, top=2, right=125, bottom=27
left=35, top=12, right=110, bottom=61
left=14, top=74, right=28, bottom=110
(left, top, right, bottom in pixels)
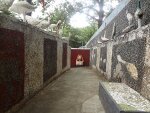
left=111, top=38, right=146, bottom=92
left=43, top=39, right=57, bottom=82
left=99, top=46, right=107, bottom=72
left=0, top=28, right=24, bottom=113
left=62, top=43, right=67, bottom=69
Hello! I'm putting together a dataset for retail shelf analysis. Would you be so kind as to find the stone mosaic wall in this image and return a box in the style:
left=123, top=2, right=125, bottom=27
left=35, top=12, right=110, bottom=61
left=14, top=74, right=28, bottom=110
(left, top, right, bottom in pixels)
left=44, top=39, right=57, bottom=82
left=96, top=46, right=100, bottom=71
left=141, top=26, right=150, bottom=100
left=62, top=43, right=67, bottom=69
left=93, top=49, right=97, bottom=66
left=86, top=0, right=150, bottom=47
left=90, top=48, right=93, bottom=65
left=85, top=0, right=150, bottom=100
left=0, top=14, right=70, bottom=113
left=91, top=48, right=97, bottom=66
left=99, top=46, right=107, bottom=73
left=106, top=42, right=113, bottom=79
left=112, top=38, right=146, bottom=91
left=0, top=28, right=24, bottom=113
left=91, top=24, right=150, bottom=100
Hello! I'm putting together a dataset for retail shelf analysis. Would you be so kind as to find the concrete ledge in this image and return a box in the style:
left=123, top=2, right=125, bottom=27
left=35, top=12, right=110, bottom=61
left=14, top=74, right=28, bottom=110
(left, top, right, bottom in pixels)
left=99, top=82, right=150, bottom=113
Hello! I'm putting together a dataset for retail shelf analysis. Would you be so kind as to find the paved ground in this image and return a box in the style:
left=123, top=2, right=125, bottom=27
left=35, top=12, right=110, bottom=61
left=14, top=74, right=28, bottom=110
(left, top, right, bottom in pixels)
left=18, top=67, right=106, bottom=113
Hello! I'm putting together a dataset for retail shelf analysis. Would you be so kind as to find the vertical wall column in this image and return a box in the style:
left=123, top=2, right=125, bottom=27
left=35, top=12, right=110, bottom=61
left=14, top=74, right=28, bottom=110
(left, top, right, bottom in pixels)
left=67, top=45, right=71, bottom=69
left=62, top=43, right=68, bottom=69
left=91, top=46, right=97, bottom=68
left=141, top=27, right=150, bottom=100
left=57, top=40, right=63, bottom=75
left=25, top=28, right=44, bottom=96
left=106, top=41, right=113, bottom=80
left=96, top=45, right=100, bottom=71
left=99, top=44, right=107, bottom=74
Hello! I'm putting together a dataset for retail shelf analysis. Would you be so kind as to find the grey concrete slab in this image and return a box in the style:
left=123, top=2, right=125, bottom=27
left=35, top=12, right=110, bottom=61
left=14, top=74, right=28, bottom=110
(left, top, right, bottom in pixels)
left=17, top=67, right=106, bottom=113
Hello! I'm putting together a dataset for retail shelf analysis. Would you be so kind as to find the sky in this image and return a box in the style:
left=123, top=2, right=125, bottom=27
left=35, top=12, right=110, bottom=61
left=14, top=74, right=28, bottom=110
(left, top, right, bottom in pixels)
left=32, top=0, right=119, bottom=28
left=70, top=13, right=90, bottom=28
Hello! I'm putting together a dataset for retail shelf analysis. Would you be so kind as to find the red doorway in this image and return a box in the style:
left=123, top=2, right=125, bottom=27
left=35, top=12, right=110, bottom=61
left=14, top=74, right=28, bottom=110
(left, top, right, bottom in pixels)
left=71, top=48, right=90, bottom=67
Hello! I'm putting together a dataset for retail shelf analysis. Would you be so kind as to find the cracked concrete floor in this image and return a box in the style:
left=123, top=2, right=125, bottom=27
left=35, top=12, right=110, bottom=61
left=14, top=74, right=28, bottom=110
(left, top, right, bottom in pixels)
left=18, top=67, right=106, bottom=113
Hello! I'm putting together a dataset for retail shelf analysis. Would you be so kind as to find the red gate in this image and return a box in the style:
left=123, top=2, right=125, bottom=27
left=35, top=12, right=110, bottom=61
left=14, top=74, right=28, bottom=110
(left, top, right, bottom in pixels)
left=71, top=48, right=90, bottom=67
left=0, top=28, right=25, bottom=112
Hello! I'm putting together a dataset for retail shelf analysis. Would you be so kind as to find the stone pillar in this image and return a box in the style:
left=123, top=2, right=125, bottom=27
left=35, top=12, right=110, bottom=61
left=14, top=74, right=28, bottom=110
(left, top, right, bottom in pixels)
left=141, top=26, right=150, bottom=100
left=25, top=28, right=44, bottom=96
left=67, top=45, right=71, bottom=69
left=96, top=46, right=100, bottom=71
left=57, top=39, right=63, bottom=75
left=106, top=41, right=113, bottom=80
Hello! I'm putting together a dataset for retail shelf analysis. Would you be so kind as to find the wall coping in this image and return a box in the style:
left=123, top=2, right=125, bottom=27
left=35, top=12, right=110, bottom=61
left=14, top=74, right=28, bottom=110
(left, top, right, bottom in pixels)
left=71, top=48, right=90, bottom=50
left=0, top=13, right=68, bottom=43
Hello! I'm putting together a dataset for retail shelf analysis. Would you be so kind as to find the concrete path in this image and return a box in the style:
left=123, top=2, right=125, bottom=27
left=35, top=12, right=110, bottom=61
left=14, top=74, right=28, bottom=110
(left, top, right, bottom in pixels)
left=18, top=67, right=106, bottom=113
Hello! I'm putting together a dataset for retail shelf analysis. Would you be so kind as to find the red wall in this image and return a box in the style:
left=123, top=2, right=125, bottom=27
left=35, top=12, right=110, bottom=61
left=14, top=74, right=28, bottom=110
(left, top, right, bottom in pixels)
left=71, top=48, right=90, bottom=67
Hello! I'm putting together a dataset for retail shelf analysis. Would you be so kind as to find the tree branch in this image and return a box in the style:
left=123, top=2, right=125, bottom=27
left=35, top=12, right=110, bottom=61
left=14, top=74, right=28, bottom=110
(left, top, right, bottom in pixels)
left=84, top=13, right=99, bottom=22
left=78, top=5, right=99, bottom=15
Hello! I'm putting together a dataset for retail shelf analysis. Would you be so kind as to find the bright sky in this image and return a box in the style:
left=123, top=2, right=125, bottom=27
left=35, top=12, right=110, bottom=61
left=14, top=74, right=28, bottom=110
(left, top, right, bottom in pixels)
left=70, top=13, right=90, bottom=28
left=32, top=0, right=119, bottom=28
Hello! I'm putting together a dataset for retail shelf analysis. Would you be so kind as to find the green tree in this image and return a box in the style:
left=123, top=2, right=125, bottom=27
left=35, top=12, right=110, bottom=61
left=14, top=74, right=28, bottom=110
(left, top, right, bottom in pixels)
left=47, top=2, right=77, bottom=38
left=38, top=0, right=119, bottom=47
left=68, top=23, right=97, bottom=48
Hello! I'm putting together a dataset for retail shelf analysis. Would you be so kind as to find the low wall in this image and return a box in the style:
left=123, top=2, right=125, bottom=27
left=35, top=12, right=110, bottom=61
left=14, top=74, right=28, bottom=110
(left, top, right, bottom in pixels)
left=0, top=14, right=70, bottom=113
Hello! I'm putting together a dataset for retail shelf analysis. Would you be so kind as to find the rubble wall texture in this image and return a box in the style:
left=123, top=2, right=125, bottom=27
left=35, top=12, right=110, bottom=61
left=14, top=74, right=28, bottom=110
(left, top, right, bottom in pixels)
left=99, top=46, right=107, bottom=73
left=44, top=39, right=57, bottom=83
left=0, top=14, right=70, bottom=113
left=0, top=28, right=25, bottom=113
left=95, top=24, right=150, bottom=100
left=90, top=47, right=97, bottom=66
left=86, top=0, right=150, bottom=47
left=141, top=26, right=150, bottom=100
left=86, top=0, right=150, bottom=100
left=112, top=38, right=146, bottom=92
left=62, top=43, right=67, bottom=69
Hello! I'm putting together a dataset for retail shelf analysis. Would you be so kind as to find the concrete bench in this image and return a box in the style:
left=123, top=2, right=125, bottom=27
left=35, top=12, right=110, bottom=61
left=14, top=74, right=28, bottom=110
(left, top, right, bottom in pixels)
left=99, top=82, right=150, bottom=113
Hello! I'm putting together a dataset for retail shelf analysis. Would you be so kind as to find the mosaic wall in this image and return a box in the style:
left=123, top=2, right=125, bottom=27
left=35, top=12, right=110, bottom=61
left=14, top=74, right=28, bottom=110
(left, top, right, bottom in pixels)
left=93, top=49, right=97, bottom=66
left=62, top=43, right=67, bottom=69
left=0, top=28, right=24, bottom=113
left=85, top=0, right=150, bottom=100
left=91, top=48, right=97, bottom=66
left=87, top=0, right=150, bottom=47
left=44, top=39, right=57, bottom=82
left=111, top=38, right=146, bottom=91
left=0, top=13, right=71, bottom=113
left=99, top=46, right=107, bottom=72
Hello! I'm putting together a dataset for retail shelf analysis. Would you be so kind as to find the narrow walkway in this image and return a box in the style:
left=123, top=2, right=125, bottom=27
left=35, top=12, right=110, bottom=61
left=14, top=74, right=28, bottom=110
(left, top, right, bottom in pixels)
left=18, top=67, right=106, bottom=113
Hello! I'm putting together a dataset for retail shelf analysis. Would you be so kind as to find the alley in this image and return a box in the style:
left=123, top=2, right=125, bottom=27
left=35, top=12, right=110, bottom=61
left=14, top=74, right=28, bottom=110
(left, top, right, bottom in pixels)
left=18, top=67, right=106, bottom=113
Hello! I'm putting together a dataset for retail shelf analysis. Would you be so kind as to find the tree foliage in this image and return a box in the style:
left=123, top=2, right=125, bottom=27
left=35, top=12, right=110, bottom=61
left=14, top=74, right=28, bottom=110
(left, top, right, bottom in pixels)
left=31, top=0, right=120, bottom=47
left=69, top=23, right=97, bottom=48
